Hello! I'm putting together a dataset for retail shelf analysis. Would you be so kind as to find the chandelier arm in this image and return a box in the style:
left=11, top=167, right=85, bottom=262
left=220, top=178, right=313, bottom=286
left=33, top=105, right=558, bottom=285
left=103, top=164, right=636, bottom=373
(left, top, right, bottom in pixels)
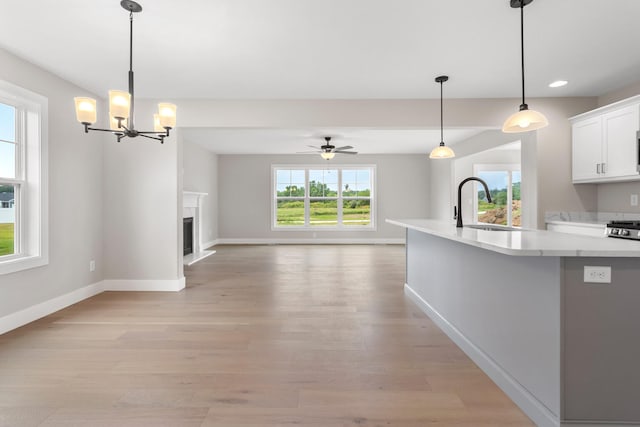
left=86, top=126, right=123, bottom=133
left=139, top=133, right=165, bottom=143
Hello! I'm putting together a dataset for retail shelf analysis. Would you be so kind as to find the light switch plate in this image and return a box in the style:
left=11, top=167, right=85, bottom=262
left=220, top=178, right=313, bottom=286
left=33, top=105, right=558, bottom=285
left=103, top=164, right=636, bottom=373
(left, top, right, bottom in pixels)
left=584, top=266, right=611, bottom=283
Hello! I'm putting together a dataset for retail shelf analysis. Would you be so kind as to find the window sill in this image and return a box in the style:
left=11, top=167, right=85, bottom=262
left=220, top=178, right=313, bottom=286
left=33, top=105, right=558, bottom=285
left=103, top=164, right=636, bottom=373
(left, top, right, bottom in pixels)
left=0, top=254, right=48, bottom=276
left=272, top=226, right=377, bottom=232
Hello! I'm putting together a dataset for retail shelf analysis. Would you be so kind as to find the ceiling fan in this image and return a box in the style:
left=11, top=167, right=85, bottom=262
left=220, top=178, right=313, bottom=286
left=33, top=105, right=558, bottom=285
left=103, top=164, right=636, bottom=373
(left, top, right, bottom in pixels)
left=300, top=136, right=358, bottom=160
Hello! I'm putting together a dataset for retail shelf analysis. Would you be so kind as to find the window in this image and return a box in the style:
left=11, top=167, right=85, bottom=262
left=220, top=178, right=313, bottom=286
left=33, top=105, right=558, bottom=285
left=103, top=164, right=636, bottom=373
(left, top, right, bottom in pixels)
left=0, top=80, right=48, bottom=275
left=473, top=164, right=521, bottom=227
left=273, top=166, right=374, bottom=230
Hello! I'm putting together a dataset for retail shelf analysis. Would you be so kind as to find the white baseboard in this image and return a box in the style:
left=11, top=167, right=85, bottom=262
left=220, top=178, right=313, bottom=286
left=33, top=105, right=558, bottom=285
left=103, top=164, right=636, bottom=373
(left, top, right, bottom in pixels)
left=216, top=238, right=405, bottom=245
left=404, top=283, right=560, bottom=427
left=0, top=277, right=186, bottom=336
left=201, top=239, right=219, bottom=249
left=0, top=281, right=105, bottom=336
left=103, top=277, right=185, bottom=292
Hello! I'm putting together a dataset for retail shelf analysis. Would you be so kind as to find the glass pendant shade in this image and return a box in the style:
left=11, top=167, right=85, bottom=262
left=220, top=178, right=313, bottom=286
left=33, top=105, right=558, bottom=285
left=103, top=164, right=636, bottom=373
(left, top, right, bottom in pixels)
left=158, top=103, right=177, bottom=129
left=429, top=143, right=456, bottom=159
left=108, top=90, right=131, bottom=119
left=502, top=107, right=548, bottom=133
left=320, top=152, right=335, bottom=160
left=74, top=97, right=97, bottom=124
left=153, top=114, right=163, bottom=132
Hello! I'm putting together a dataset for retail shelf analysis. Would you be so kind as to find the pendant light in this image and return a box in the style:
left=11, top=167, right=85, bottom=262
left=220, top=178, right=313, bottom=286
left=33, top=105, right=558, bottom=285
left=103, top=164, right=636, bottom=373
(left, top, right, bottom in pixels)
left=74, top=1, right=176, bottom=143
left=429, top=75, right=455, bottom=159
left=502, top=0, right=548, bottom=133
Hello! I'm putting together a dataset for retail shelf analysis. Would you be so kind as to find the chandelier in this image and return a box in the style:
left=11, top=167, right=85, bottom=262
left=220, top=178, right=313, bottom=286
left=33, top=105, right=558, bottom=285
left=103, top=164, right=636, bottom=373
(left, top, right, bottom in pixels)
left=74, top=0, right=176, bottom=143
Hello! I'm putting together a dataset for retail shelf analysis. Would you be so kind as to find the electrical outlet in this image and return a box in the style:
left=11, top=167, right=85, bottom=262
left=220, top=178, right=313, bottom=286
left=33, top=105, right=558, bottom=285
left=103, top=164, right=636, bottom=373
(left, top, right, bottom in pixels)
left=89, top=260, right=96, bottom=272
left=631, top=194, right=638, bottom=207
left=584, top=266, right=611, bottom=283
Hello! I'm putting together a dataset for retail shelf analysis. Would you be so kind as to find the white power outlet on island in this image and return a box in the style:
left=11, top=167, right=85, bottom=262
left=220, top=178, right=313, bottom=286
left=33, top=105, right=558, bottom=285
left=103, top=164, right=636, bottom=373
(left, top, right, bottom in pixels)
left=631, top=194, right=638, bottom=207
left=584, top=266, right=611, bottom=283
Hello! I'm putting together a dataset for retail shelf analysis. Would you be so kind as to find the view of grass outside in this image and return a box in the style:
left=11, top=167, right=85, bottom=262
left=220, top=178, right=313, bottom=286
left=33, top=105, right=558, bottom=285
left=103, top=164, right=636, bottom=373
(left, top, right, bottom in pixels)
left=0, top=223, right=13, bottom=256
left=275, top=168, right=372, bottom=228
left=477, top=171, right=521, bottom=227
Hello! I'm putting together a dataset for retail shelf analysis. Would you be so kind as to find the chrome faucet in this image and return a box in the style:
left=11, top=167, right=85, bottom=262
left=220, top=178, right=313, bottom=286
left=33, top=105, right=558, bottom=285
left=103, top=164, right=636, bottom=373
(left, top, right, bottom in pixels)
left=456, top=177, right=492, bottom=228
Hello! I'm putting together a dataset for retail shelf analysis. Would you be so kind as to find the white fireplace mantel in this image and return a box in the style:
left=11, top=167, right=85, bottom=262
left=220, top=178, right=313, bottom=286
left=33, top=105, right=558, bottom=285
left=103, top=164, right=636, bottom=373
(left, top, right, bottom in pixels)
left=182, top=191, right=214, bottom=266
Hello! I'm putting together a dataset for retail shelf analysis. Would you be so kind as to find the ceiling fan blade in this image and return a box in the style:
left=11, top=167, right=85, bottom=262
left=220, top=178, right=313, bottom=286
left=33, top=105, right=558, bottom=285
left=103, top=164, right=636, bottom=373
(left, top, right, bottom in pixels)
left=334, top=150, right=358, bottom=155
left=296, top=150, right=321, bottom=153
left=307, top=145, right=321, bottom=150
left=334, top=145, right=353, bottom=151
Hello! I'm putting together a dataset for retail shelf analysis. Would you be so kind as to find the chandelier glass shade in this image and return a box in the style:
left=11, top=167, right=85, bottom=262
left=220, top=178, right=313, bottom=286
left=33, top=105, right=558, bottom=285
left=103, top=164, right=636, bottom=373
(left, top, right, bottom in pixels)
left=74, top=0, right=176, bottom=143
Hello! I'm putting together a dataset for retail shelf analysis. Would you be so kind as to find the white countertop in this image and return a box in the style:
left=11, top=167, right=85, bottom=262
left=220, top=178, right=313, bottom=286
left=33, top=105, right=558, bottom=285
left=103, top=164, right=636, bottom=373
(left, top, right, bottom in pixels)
left=387, top=219, right=640, bottom=257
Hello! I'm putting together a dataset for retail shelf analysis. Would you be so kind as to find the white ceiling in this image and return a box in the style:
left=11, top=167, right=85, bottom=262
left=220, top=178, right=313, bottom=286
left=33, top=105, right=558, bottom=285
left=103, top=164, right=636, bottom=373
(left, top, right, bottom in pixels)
left=2, top=0, right=639, bottom=154
left=179, top=128, right=488, bottom=154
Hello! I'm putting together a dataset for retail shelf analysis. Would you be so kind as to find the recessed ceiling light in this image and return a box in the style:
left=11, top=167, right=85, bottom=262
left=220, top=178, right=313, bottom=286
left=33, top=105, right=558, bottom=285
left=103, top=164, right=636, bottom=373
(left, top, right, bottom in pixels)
left=549, top=80, right=568, bottom=88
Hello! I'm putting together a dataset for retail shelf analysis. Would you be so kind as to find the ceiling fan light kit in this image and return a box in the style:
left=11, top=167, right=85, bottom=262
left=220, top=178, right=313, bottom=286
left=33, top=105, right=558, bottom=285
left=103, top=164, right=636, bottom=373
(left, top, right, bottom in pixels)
left=73, top=0, right=177, bottom=143
left=429, top=75, right=455, bottom=159
left=502, top=0, right=548, bottom=133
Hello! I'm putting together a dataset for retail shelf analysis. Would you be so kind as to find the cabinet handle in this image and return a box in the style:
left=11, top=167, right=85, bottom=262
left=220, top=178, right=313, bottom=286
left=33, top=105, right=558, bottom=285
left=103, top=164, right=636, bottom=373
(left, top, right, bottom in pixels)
left=597, top=163, right=601, bottom=174
left=602, top=162, right=606, bottom=174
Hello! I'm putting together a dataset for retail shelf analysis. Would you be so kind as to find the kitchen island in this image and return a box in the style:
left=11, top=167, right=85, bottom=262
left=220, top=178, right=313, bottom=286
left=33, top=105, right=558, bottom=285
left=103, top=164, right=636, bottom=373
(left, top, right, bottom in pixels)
left=387, top=219, right=640, bottom=427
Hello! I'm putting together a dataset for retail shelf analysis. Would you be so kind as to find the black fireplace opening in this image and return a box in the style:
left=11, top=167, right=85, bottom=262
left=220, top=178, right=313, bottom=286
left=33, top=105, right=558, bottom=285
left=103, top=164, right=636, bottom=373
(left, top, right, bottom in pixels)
left=183, top=217, right=194, bottom=256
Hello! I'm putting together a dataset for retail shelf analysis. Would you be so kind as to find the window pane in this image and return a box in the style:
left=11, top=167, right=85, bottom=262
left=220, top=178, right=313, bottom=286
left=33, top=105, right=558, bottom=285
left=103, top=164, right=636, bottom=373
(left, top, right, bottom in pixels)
left=276, top=169, right=305, bottom=197
left=276, top=199, right=305, bottom=226
left=0, top=141, right=16, bottom=179
left=512, top=171, right=521, bottom=227
left=0, top=103, right=16, bottom=142
left=0, top=184, right=15, bottom=256
left=343, top=199, right=370, bottom=226
left=477, top=171, right=508, bottom=225
left=310, top=199, right=337, bottom=226
left=309, top=169, right=338, bottom=197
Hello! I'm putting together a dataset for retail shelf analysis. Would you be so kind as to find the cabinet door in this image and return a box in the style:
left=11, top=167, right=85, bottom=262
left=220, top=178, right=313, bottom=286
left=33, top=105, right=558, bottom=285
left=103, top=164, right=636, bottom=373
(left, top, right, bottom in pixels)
left=572, top=117, right=603, bottom=182
left=603, top=104, right=640, bottom=179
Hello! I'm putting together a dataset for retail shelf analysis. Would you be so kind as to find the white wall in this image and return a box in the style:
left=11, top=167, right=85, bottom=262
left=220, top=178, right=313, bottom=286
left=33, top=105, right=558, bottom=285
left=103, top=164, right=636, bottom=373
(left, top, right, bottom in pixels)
left=174, top=97, right=597, bottom=229
left=0, top=47, right=104, bottom=318
left=217, top=154, right=430, bottom=241
left=182, top=140, right=218, bottom=245
left=102, top=101, right=181, bottom=281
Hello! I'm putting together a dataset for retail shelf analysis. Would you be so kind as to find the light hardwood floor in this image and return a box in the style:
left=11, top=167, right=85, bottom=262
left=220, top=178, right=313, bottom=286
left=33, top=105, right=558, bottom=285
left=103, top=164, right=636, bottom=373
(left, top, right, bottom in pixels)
left=0, top=245, right=533, bottom=426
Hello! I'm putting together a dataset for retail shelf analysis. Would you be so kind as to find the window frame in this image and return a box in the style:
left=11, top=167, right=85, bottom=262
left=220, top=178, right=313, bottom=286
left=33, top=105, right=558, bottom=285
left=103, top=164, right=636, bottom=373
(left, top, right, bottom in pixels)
left=272, top=165, right=376, bottom=231
left=472, top=163, right=521, bottom=228
left=0, top=80, right=48, bottom=275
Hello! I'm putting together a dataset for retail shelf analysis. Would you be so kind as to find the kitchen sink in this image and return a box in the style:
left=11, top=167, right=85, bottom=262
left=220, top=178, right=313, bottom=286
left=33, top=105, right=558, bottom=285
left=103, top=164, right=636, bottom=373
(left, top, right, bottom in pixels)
left=465, top=224, right=522, bottom=231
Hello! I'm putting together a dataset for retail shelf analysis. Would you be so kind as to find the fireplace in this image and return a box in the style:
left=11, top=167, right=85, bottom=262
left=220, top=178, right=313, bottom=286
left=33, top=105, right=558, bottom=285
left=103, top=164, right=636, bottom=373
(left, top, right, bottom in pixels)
left=183, top=217, right=194, bottom=256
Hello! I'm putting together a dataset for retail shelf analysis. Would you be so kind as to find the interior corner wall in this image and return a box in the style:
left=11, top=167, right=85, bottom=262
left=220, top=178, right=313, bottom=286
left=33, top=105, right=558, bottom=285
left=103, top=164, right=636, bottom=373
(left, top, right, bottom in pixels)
left=217, top=154, right=430, bottom=241
left=0, top=47, right=104, bottom=319
left=182, top=140, right=219, bottom=245
left=103, top=100, right=180, bottom=281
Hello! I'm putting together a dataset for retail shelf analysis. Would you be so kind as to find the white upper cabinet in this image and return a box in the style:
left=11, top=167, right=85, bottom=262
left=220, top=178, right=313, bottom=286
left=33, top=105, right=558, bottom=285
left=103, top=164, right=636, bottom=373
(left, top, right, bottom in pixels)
left=571, top=96, right=640, bottom=183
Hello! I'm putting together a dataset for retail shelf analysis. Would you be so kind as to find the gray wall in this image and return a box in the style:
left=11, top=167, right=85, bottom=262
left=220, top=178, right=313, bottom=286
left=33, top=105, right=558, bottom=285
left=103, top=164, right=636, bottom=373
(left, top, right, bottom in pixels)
left=182, top=140, right=218, bottom=244
left=0, top=47, right=104, bottom=318
left=217, top=154, right=430, bottom=241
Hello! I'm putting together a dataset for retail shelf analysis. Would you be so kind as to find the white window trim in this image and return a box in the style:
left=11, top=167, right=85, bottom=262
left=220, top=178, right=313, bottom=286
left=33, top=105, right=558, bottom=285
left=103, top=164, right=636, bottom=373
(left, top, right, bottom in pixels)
left=271, top=164, right=377, bottom=231
left=0, top=80, right=48, bottom=275
left=472, top=163, right=520, bottom=228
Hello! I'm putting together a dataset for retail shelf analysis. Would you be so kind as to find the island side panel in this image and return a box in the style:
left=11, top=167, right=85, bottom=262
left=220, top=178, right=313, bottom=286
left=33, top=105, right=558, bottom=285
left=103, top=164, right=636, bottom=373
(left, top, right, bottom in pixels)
left=563, top=257, right=640, bottom=423
left=405, top=228, right=562, bottom=418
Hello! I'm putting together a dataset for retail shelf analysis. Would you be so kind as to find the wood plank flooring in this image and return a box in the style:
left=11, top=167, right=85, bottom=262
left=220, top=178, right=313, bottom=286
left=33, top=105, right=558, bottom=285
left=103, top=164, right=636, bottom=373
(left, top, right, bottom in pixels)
left=0, top=245, right=533, bottom=426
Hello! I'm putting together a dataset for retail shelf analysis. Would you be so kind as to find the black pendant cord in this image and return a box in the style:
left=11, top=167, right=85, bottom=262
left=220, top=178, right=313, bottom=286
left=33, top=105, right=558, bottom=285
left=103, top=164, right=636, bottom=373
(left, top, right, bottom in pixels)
left=440, top=80, right=444, bottom=145
left=128, top=10, right=135, bottom=130
left=519, top=2, right=527, bottom=110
